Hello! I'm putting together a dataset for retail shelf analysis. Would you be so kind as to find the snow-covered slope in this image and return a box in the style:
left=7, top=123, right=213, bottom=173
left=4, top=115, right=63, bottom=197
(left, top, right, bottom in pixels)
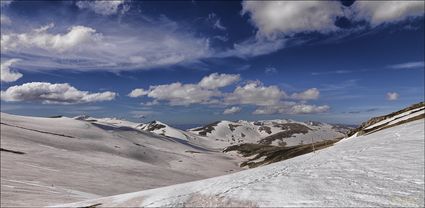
left=188, top=119, right=349, bottom=148
left=348, top=101, right=425, bottom=137
left=56, top=115, right=425, bottom=207
left=0, top=113, right=242, bottom=207
left=74, top=115, right=141, bottom=129
left=136, top=121, right=189, bottom=141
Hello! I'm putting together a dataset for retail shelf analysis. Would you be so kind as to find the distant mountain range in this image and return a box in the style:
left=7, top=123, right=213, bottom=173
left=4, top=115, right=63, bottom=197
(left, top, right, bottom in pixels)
left=130, top=119, right=352, bottom=149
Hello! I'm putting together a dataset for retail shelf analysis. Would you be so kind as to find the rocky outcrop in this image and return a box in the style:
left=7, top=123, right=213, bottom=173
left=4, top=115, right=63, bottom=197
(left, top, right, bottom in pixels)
left=347, top=102, right=425, bottom=137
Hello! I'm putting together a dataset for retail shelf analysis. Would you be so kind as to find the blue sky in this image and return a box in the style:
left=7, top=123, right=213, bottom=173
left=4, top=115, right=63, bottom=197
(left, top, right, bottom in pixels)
left=1, top=0, right=424, bottom=127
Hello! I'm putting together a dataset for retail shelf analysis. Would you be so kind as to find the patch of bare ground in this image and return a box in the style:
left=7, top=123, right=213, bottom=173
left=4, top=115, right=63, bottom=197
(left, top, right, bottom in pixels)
left=258, top=125, right=272, bottom=134
left=228, top=124, right=241, bottom=131
left=224, top=138, right=342, bottom=168
left=192, top=121, right=220, bottom=136
left=142, top=121, right=166, bottom=131
left=259, top=123, right=311, bottom=145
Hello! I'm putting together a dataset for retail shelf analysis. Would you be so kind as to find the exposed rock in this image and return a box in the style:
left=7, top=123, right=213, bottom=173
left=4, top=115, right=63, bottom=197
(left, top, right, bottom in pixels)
left=259, top=123, right=311, bottom=145
left=192, top=121, right=220, bottom=136
left=347, top=102, right=425, bottom=137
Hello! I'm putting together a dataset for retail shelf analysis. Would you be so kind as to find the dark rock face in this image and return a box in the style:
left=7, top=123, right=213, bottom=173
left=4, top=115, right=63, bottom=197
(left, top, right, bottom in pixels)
left=259, top=123, right=311, bottom=145
left=253, top=121, right=263, bottom=126
left=192, top=121, right=220, bottom=136
left=258, top=126, right=272, bottom=134
left=228, top=124, right=241, bottom=132
left=142, top=121, right=166, bottom=132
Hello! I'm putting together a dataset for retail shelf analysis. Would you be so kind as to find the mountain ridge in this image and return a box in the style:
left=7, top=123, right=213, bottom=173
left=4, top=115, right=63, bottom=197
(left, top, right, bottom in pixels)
left=55, top=102, right=425, bottom=207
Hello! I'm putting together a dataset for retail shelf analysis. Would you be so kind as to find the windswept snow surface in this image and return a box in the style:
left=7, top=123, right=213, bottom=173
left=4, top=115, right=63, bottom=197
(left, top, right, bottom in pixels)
left=0, top=113, right=242, bottom=207
left=74, top=115, right=141, bottom=129
left=59, top=119, right=425, bottom=207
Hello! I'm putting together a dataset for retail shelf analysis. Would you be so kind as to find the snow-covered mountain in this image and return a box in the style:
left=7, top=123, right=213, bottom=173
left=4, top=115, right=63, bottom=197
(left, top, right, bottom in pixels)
left=57, top=103, right=425, bottom=207
left=188, top=119, right=350, bottom=148
left=0, top=113, right=242, bottom=207
left=74, top=115, right=350, bottom=150
left=136, top=121, right=190, bottom=141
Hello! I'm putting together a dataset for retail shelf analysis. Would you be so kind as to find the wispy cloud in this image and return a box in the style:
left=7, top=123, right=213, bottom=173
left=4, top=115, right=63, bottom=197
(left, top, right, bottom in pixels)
left=344, top=108, right=379, bottom=114
left=320, top=79, right=359, bottom=92
left=0, top=14, right=11, bottom=24
left=388, top=61, right=425, bottom=70
left=265, top=66, right=277, bottom=74
left=207, top=13, right=227, bottom=31
left=2, top=1, right=424, bottom=73
left=76, top=0, right=128, bottom=16
left=0, top=0, right=13, bottom=7
left=311, top=70, right=353, bottom=76
left=1, top=17, right=212, bottom=72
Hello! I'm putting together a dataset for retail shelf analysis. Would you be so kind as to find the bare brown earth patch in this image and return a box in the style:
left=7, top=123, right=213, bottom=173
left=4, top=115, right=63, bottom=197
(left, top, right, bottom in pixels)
left=228, top=124, right=241, bottom=131
left=192, top=121, right=220, bottom=136
left=224, top=138, right=342, bottom=168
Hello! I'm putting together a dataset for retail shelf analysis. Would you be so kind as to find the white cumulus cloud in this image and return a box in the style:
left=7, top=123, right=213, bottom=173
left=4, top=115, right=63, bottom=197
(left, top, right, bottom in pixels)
left=386, top=92, right=399, bottom=101
left=1, top=24, right=100, bottom=53
left=198, top=73, right=240, bottom=89
left=228, top=1, right=424, bottom=59
left=353, top=1, right=425, bottom=26
left=224, top=81, right=287, bottom=106
left=223, top=106, right=241, bottom=115
left=129, top=75, right=328, bottom=115
left=1, top=82, right=117, bottom=104
left=1, top=59, right=22, bottom=83
left=128, top=88, right=149, bottom=98
left=291, top=88, right=320, bottom=100
left=144, top=83, right=221, bottom=106
left=129, top=73, right=240, bottom=106
left=242, top=1, right=344, bottom=39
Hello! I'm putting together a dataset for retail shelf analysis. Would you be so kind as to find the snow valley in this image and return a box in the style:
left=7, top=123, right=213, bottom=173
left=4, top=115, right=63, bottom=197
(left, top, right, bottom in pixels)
left=1, top=1, right=424, bottom=207
left=1, top=102, right=424, bottom=207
